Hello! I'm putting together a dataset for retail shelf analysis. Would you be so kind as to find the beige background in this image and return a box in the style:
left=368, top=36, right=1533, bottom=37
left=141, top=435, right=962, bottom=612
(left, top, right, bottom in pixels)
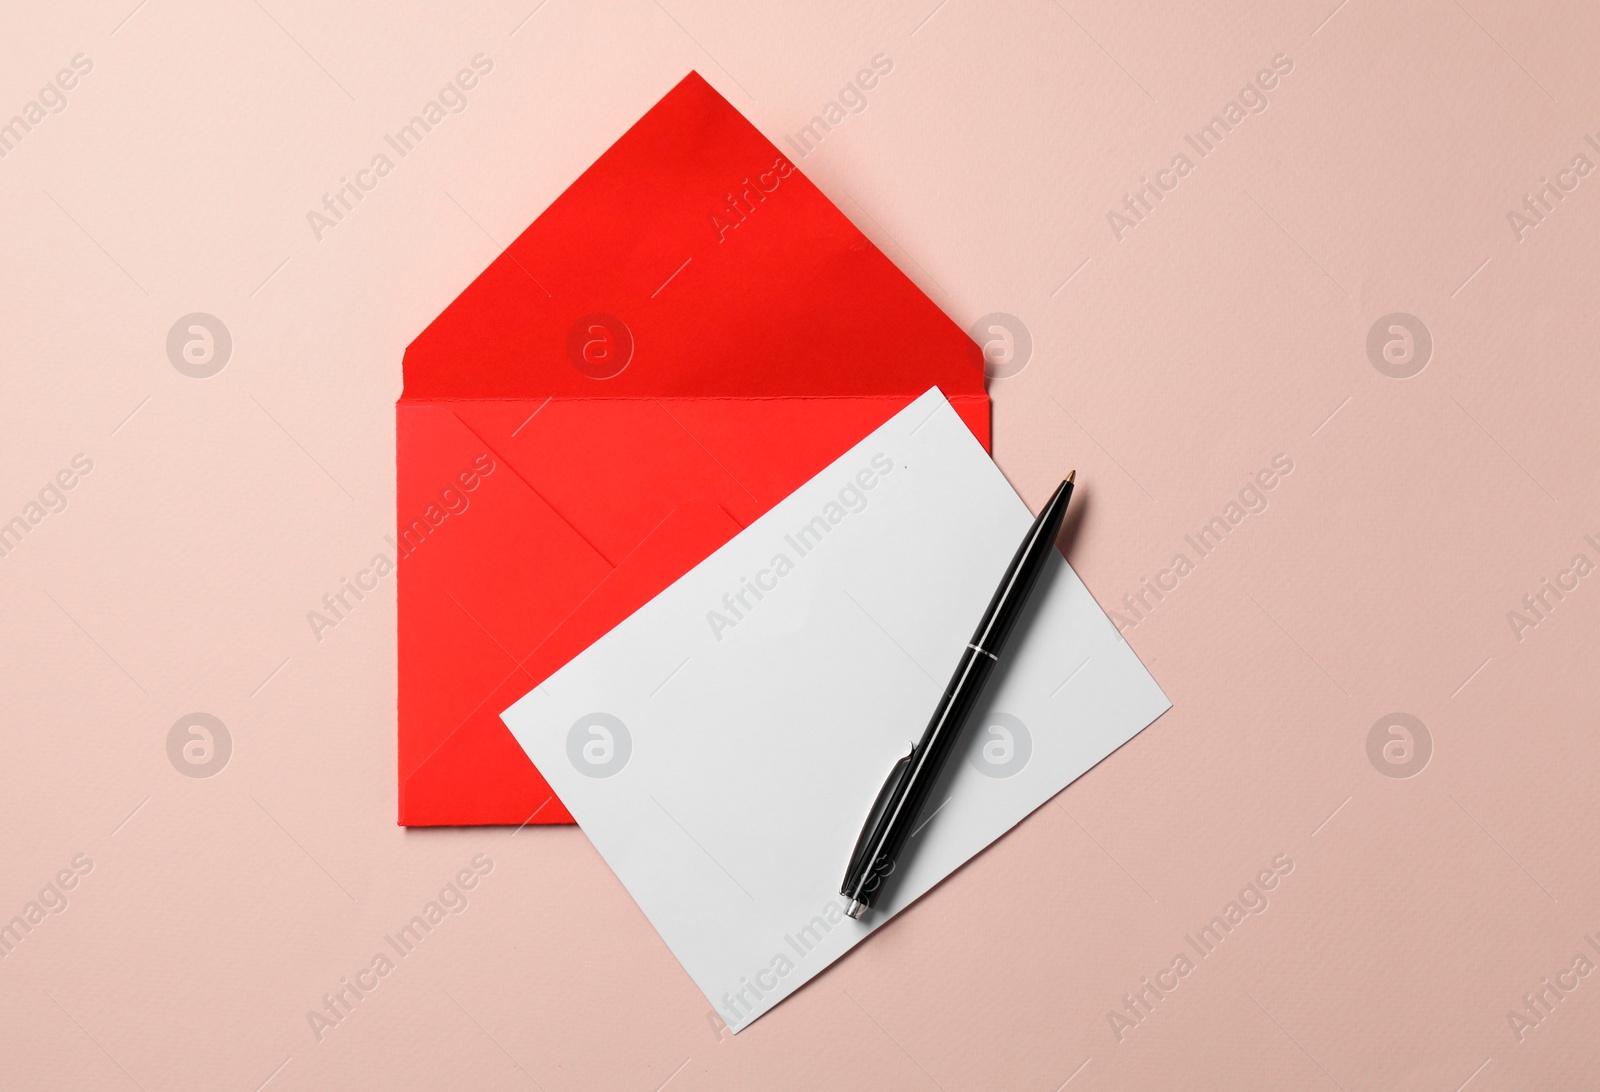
left=3, top=0, right=1599, bottom=1088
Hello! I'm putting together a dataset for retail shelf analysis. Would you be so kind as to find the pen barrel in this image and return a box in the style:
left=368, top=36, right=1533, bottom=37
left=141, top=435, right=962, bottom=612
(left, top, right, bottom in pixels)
left=967, top=479, right=1073, bottom=660
left=901, top=643, right=1001, bottom=829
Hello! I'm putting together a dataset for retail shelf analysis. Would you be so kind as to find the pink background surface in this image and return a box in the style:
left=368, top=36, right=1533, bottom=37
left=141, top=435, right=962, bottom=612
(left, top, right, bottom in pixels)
left=3, top=1, right=1598, bottom=1088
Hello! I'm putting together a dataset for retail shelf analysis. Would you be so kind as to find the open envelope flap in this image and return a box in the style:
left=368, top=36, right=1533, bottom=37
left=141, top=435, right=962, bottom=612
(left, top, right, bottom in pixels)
left=398, top=71, right=986, bottom=403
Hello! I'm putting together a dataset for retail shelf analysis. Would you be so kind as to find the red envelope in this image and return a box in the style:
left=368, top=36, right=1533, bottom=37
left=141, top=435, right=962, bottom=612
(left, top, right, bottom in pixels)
left=398, top=72, right=988, bottom=826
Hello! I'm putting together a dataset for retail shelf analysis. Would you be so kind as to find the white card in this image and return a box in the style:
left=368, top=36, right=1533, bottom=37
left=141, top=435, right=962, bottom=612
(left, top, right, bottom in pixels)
left=502, top=387, right=1169, bottom=1032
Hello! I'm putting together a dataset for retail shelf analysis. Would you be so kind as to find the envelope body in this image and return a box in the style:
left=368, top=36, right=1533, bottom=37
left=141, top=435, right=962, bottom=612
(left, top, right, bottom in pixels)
left=397, top=72, right=987, bottom=826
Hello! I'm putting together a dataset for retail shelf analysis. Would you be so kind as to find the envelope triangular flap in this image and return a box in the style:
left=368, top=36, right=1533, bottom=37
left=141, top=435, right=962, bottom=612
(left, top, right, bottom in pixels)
left=399, top=71, right=986, bottom=404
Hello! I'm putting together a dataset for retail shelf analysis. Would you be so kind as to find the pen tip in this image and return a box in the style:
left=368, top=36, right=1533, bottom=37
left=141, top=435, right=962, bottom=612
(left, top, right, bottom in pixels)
left=1065, top=470, right=1076, bottom=484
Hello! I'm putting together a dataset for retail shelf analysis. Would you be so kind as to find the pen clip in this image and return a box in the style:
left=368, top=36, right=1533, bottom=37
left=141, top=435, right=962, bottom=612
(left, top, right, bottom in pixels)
left=843, top=746, right=915, bottom=892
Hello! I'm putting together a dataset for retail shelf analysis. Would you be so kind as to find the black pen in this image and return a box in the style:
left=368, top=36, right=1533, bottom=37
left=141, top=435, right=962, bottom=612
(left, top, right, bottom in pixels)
left=841, top=472, right=1076, bottom=919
